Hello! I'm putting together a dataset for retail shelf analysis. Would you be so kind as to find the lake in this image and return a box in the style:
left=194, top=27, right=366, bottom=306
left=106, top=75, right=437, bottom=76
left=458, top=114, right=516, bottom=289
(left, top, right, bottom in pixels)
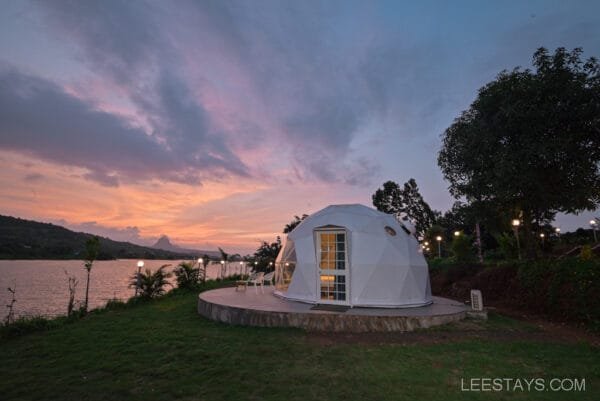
left=0, top=260, right=248, bottom=318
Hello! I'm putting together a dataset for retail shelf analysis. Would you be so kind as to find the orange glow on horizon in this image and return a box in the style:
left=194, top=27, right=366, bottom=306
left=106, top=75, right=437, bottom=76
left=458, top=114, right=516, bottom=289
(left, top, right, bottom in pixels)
left=0, top=150, right=366, bottom=254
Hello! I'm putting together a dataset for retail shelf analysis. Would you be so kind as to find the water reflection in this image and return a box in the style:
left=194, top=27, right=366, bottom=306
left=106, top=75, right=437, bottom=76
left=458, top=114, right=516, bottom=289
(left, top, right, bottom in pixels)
left=0, top=260, right=246, bottom=317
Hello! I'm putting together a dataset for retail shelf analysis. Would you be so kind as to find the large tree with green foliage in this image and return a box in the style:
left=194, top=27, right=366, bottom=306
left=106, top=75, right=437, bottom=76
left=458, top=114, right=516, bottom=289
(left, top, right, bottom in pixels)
left=438, top=47, right=600, bottom=257
left=372, top=179, right=440, bottom=237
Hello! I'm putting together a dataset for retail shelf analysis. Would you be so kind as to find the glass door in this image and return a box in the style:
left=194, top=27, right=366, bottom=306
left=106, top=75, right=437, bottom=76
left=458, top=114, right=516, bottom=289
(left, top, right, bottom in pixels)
left=316, top=230, right=348, bottom=304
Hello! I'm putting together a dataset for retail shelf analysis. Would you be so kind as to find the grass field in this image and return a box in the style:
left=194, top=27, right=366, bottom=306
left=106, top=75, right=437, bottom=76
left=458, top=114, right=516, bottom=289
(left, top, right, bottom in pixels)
left=0, top=285, right=598, bottom=401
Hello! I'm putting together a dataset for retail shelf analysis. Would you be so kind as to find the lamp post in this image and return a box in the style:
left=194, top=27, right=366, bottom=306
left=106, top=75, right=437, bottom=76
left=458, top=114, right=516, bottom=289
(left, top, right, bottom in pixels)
left=555, top=227, right=561, bottom=242
left=198, top=258, right=208, bottom=282
left=435, top=236, right=442, bottom=258
left=512, top=219, right=521, bottom=261
left=220, top=260, right=225, bottom=279
left=198, top=258, right=204, bottom=281
left=540, top=233, right=545, bottom=248
left=136, top=260, right=144, bottom=297
left=591, top=219, right=598, bottom=242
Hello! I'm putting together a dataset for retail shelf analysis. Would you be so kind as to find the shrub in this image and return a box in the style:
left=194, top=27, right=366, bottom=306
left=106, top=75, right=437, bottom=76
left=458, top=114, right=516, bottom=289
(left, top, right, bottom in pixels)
left=130, top=265, right=173, bottom=299
left=580, top=245, right=594, bottom=260
left=105, top=298, right=127, bottom=310
left=517, top=258, right=600, bottom=327
left=1, top=316, right=62, bottom=339
left=427, top=257, right=448, bottom=269
left=451, top=234, right=474, bottom=263
left=496, top=232, right=518, bottom=259
left=173, top=261, right=200, bottom=289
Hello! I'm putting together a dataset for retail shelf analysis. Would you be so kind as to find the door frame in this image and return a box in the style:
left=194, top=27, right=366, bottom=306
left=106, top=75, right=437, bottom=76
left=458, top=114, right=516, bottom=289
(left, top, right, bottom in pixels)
left=314, top=228, right=350, bottom=305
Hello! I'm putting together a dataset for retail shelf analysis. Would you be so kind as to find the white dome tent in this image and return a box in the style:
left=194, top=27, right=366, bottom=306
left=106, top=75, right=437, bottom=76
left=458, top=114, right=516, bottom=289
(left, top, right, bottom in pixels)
left=274, top=204, right=432, bottom=308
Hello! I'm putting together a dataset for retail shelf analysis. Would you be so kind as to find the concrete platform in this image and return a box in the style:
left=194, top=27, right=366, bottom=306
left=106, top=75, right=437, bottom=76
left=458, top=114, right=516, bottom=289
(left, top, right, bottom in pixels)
left=198, top=287, right=469, bottom=332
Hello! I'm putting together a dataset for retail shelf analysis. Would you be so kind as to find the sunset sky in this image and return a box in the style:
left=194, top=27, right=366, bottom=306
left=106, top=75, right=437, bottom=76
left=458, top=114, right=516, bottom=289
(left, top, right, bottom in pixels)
left=1, top=0, right=599, bottom=254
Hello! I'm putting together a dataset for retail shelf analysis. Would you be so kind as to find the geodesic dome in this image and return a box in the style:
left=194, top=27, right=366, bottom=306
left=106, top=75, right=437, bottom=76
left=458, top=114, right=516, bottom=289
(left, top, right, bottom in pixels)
left=274, top=204, right=432, bottom=308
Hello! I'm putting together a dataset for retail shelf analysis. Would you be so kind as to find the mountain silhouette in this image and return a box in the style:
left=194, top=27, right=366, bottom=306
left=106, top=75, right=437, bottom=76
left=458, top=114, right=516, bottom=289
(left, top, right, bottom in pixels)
left=152, top=235, right=220, bottom=258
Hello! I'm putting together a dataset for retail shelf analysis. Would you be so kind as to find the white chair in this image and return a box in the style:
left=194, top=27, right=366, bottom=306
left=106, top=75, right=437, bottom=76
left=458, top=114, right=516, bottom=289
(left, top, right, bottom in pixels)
left=248, top=272, right=265, bottom=294
left=263, top=271, right=275, bottom=286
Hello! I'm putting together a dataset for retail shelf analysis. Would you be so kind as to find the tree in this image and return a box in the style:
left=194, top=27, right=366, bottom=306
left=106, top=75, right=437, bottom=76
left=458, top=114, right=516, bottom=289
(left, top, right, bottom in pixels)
left=372, top=179, right=440, bottom=237
left=423, top=224, right=446, bottom=257
left=200, top=254, right=210, bottom=282
left=438, top=47, right=600, bottom=258
left=129, top=265, right=172, bottom=298
left=283, top=214, right=309, bottom=233
left=450, top=234, right=475, bottom=263
left=252, top=237, right=282, bottom=272
left=218, top=247, right=229, bottom=278
left=83, top=236, right=100, bottom=312
left=4, top=285, right=16, bottom=325
left=64, top=270, right=78, bottom=317
left=437, top=200, right=504, bottom=262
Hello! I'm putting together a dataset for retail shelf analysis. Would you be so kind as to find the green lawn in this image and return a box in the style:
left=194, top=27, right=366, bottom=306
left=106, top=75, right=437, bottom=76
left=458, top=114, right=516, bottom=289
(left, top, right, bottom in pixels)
left=0, top=287, right=597, bottom=401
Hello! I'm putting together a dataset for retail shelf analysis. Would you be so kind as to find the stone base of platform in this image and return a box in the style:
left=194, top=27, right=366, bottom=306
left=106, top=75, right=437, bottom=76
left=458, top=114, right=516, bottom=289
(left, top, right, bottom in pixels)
left=198, top=288, right=468, bottom=333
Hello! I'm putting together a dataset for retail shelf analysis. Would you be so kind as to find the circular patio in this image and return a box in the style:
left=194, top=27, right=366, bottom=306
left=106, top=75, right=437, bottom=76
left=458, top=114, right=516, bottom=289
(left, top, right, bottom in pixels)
left=198, top=287, right=469, bottom=332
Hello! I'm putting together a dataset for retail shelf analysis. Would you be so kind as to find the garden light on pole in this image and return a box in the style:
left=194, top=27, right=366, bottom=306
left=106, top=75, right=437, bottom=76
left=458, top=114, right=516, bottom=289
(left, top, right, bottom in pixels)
left=136, top=260, right=144, bottom=297
left=435, top=236, right=442, bottom=258
left=591, top=219, right=598, bottom=242
left=197, top=258, right=205, bottom=281
left=540, top=232, right=545, bottom=246
left=511, top=219, right=521, bottom=261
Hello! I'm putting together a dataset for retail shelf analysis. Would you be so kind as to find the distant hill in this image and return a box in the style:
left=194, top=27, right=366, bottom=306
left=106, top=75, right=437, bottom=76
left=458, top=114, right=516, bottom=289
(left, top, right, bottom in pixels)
left=152, top=235, right=220, bottom=258
left=0, top=215, right=201, bottom=260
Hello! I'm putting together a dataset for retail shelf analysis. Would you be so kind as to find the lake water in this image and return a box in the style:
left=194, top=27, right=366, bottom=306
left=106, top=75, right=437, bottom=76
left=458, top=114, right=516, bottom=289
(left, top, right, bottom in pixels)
left=0, top=260, right=248, bottom=318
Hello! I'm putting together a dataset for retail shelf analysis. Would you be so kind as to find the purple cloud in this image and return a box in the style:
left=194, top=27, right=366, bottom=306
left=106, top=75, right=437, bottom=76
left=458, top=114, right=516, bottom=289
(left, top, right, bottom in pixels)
left=6, top=0, right=600, bottom=192
left=36, top=0, right=381, bottom=185
left=23, top=173, right=44, bottom=182
left=0, top=68, right=249, bottom=186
